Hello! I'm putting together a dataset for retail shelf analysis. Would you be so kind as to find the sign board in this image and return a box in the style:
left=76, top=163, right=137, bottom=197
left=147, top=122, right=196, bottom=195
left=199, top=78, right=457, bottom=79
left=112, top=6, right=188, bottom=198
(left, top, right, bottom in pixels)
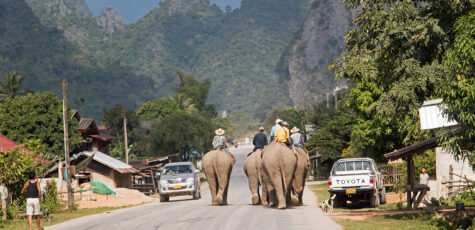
left=419, top=99, right=458, bottom=130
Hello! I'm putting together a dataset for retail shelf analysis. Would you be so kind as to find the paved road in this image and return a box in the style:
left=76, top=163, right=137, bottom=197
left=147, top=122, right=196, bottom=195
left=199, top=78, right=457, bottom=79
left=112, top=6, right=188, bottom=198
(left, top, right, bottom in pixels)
left=47, top=145, right=341, bottom=230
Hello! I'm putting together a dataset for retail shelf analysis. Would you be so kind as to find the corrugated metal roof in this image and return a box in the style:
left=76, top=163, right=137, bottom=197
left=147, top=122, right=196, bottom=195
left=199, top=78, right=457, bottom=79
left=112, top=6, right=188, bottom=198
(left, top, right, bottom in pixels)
left=82, top=151, right=138, bottom=173
left=419, top=99, right=458, bottom=130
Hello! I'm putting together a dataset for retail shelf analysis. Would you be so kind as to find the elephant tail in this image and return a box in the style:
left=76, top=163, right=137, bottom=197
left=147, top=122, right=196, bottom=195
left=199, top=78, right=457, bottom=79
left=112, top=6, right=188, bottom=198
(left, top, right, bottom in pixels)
left=278, top=152, right=288, bottom=194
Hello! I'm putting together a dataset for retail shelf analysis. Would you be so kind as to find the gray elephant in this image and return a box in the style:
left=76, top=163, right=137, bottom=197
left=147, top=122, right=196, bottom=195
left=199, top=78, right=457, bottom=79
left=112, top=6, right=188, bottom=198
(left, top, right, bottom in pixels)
left=291, top=147, right=309, bottom=205
left=202, top=150, right=234, bottom=205
left=261, top=142, right=297, bottom=209
left=243, top=149, right=268, bottom=205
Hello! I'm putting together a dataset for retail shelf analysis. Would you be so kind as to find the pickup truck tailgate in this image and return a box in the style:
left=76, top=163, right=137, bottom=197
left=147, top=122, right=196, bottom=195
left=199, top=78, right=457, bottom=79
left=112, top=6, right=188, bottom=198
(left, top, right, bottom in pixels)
left=331, top=175, right=371, bottom=188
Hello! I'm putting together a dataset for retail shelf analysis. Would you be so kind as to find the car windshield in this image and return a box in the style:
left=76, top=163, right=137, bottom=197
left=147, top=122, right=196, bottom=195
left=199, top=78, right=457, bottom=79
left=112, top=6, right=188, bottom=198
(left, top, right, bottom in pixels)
left=163, top=165, right=193, bottom=175
left=334, top=161, right=373, bottom=173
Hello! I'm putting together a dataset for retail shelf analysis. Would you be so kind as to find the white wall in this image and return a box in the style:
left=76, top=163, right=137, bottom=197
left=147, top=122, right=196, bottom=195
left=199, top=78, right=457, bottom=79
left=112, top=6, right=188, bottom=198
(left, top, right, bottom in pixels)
left=429, top=147, right=475, bottom=199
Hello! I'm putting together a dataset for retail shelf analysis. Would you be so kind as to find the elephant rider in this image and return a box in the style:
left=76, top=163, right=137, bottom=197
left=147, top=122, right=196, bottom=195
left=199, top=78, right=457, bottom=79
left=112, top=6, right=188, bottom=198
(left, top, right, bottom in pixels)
left=274, top=121, right=290, bottom=146
left=252, top=127, right=268, bottom=152
left=212, top=128, right=236, bottom=164
left=268, top=119, right=282, bottom=143
left=290, top=127, right=310, bottom=165
left=213, top=128, right=228, bottom=152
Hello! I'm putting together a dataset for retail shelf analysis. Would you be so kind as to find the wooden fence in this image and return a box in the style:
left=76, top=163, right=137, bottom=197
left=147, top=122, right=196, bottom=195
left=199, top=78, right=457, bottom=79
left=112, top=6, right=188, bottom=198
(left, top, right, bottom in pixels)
left=378, top=164, right=404, bottom=187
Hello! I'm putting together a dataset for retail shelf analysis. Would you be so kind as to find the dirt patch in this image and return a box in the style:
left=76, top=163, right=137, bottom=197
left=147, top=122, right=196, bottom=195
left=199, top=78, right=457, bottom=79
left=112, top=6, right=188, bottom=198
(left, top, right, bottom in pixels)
left=386, top=192, right=406, bottom=204
left=329, top=210, right=423, bottom=221
left=59, top=184, right=157, bottom=209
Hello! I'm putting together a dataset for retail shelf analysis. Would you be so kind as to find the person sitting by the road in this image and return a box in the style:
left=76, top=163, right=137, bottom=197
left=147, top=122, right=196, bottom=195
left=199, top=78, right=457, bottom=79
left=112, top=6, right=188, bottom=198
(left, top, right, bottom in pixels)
left=213, top=128, right=228, bottom=152
left=290, top=127, right=310, bottom=165
left=274, top=121, right=290, bottom=146
left=252, top=127, right=268, bottom=152
left=268, top=119, right=282, bottom=143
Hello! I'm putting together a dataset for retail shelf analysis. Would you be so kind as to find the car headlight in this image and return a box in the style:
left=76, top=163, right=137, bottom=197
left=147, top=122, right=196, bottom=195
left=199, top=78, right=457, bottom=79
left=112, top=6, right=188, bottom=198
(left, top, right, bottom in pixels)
left=160, top=180, right=168, bottom=188
left=186, top=178, right=194, bottom=184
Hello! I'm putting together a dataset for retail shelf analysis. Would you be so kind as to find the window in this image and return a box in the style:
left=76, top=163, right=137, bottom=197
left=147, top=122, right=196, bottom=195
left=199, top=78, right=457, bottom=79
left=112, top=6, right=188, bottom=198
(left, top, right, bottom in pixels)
left=163, top=165, right=193, bottom=175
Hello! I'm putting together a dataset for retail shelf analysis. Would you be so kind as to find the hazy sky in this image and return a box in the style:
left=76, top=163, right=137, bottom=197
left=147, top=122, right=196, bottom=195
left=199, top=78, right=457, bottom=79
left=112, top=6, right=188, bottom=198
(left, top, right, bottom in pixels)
left=85, top=0, right=242, bottom=23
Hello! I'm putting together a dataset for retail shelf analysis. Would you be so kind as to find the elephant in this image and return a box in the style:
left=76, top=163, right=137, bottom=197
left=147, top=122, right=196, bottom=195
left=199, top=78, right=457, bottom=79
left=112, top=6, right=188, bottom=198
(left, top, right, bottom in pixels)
left=261, top=142, right=297, bottom=209
left=202, top=150, right=234, bottom=205
left=243, top=149, right=268, bottom=205
left=291, top=147, right=309, bottom=206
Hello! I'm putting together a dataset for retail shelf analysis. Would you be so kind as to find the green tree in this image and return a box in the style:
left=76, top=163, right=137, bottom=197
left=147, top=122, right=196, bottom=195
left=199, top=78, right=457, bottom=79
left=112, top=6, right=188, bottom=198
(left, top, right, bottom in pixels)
left=330, top=0, right=473, bottom=160
left=437, top=10, right=475, bottom=164
left=174, top=70, right=211, bottom=112
left=0, top=147, right=35, bottom=202
left=147, top=111, right=215, bottom=156
left=0, top=72, right=26, bottom=102
left=136, top=98, right=180, bottom=121
left=0, top=92, right=81, bottom=156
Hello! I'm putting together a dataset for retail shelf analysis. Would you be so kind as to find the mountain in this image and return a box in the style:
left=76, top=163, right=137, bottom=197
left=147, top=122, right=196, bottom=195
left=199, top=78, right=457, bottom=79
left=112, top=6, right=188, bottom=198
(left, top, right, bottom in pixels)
left=100, top=0, right=312, bottom=118
left=0, top=0, right=154, bottom=119
left=20, top=0, right=352, bottom=119
left=25, top=0, right=125, bottom=52
left=277, top=0, right=354, bottom=107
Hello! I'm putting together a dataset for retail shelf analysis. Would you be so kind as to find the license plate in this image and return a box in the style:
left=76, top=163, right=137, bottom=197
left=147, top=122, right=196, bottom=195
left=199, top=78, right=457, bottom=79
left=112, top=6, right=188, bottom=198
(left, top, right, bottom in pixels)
left=346, top=189, right=356, bottom=194
left=173, top=185, right=182, bottom=189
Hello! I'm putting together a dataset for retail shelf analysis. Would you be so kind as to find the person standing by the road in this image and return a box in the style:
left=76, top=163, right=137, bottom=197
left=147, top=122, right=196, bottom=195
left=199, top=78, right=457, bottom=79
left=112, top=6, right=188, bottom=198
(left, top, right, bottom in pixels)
left=420, top=167, right=429, bottom=186
left=252, top=127, right=268, bottom=151
left=268, top=119, right=282, bottom=143
left=21, top=171, right=42, bottom=230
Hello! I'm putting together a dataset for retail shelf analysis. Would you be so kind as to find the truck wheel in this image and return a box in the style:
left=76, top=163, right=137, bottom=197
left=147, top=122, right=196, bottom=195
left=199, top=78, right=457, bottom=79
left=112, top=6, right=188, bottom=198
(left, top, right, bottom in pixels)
left=160, top=194, right=169, bottom=202
left=380, top=187, right=387, bottom=204
left=370, top=191, right=380, bottom=208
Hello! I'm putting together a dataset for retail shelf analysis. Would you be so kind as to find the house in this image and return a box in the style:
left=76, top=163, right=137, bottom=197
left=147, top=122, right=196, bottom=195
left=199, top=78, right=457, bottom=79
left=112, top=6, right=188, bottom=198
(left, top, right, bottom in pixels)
left=46, top=151, right=138, bottom=189
left=77, top=118, right=116, bottom=155
left=384, top=99, right=472, bottom=208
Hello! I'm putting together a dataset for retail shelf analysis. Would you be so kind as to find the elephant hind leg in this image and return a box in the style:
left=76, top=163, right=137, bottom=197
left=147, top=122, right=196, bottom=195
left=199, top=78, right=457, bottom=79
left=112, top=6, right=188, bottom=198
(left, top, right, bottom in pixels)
left=207, top=175, right=219, bottom=205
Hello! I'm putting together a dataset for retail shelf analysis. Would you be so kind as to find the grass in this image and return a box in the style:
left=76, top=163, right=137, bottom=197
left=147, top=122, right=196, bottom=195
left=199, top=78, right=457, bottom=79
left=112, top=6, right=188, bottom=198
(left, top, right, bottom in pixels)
left=309, top=183, right=434, bottom=230
left=0, top=205, right=136, bottom=230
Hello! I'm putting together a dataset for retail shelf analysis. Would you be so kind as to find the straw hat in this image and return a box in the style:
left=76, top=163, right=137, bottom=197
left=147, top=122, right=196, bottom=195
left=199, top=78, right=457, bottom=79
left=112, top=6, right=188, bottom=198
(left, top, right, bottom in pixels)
left=282, top=121, right=289, bottom=126
left=215, top=128, right=225, bottom=135
left=291, top=127, right=300, bottom=133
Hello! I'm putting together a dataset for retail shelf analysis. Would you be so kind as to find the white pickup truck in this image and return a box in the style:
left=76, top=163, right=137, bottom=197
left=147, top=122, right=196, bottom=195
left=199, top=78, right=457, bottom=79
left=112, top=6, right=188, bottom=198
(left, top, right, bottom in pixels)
left=328, top=158, right=386, bottom=208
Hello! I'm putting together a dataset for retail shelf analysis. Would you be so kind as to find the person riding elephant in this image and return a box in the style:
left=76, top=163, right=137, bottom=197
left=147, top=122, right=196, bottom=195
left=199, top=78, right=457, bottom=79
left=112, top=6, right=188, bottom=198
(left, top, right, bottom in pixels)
left=202, top=149, right=234, bottom=205
left=268, top=119, right=282, bottom=143
left=290, top=127, right=310, bottom=165
left=243, top=148, right=268, bottom=205
left=274, top=121, right=290, bottom=146
left=212, top=128, right=236, bottom=163
left=261, top=141, right=297, bottom=209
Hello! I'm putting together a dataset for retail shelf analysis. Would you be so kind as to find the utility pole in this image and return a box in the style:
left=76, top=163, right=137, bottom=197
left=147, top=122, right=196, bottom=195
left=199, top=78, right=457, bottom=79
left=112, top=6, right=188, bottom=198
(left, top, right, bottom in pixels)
left=326, top=93, right=330, bottom=109
left=123, top=108, right=129, bottom=165
left=334, top=92, right=338, bottom=110
left=62, top=79, right=73, bottom=210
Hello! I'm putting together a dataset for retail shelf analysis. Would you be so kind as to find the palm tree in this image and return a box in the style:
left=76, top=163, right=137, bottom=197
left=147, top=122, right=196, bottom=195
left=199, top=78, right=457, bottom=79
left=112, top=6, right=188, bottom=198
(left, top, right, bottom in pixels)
left=0, top=72, right=26, bottom=102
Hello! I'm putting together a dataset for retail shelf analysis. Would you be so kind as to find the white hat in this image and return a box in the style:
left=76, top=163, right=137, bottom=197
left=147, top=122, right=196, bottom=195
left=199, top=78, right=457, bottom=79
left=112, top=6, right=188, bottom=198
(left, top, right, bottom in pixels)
left=259, top=127, right=265, bottom=131
left=215, top=128, right=225, bottom=135
left=275, top=119, right=282, bottom=125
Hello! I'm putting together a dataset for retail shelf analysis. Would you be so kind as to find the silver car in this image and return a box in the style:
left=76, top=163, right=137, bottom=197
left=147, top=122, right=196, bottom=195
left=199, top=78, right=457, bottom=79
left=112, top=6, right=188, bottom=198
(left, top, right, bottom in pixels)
left=158, top=162, right=201, bottom=202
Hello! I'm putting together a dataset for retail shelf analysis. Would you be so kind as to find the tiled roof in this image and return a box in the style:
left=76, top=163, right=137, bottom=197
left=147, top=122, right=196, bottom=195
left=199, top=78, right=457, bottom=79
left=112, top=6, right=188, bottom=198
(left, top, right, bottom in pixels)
left=0, top=135, right=26, bottom=152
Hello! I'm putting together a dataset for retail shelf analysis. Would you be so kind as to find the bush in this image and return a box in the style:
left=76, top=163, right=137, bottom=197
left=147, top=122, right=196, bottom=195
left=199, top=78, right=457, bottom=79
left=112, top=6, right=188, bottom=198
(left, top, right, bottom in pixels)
left=40, top=180, right=60, bottom=220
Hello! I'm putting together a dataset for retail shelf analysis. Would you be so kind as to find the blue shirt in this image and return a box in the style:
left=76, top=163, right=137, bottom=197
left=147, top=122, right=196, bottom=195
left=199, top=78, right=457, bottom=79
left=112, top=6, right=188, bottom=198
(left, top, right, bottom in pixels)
left=268, top=124, right=280, bottom=143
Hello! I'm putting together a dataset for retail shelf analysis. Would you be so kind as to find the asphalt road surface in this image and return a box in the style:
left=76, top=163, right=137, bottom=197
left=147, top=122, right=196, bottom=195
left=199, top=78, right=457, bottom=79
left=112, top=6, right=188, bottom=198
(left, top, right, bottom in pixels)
left=47, top=145, right=341, bottom=230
